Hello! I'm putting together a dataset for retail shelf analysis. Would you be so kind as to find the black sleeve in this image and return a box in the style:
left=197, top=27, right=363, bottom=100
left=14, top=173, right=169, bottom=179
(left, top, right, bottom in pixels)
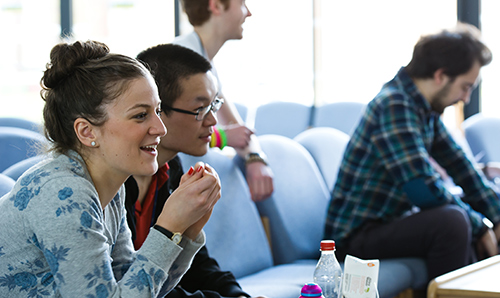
left=163, top=286, right=230, bottom=298
left=174, top=246, right=249, bottom=298
left=154, top=156, right=184, bottom=222
left=160, top=157, right=250, bottom=298
left=124, top=176, right=139, bottom=243
left=157, top=247, right=249, bottom=298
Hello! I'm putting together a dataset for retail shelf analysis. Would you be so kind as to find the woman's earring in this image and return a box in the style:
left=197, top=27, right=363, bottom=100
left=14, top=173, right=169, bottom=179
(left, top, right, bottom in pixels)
left=91, top=141, right=96, bottom=147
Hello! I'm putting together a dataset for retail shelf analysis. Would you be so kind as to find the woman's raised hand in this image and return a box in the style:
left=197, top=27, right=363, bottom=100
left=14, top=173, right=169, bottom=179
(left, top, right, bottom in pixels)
left=155, top=162, right=221, bottom=240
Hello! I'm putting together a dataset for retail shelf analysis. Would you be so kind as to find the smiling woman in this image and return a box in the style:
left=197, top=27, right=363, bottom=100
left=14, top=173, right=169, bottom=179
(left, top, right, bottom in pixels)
left=0, top=40, right=221, bottom=297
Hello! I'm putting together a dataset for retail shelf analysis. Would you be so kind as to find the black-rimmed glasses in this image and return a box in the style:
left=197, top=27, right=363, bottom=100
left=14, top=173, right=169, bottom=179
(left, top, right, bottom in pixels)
left=163, top=98, right=224, bottom=121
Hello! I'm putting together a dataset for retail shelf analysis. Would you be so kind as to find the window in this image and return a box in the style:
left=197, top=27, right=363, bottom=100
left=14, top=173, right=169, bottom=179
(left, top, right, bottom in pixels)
left=72, top=0, right=176, bottom=58
left=0, top=0, right=176, bottom=124
left=0, top=0, right=60, bottom=123
left=479, top=0, right=500, bottom=118
left=315, top=1, right=456, bottom=104
left=315, top=0, right=458, bottom=127
left=178, top=0, right=458, bottom=127
left=179, top=1, right=314, bottom=112
left=0, top=1, right=474, bottom=130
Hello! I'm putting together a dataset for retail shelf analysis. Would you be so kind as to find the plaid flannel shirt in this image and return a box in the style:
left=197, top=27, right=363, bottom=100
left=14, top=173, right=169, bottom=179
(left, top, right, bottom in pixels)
left=325, top=67, right=500, bottom=247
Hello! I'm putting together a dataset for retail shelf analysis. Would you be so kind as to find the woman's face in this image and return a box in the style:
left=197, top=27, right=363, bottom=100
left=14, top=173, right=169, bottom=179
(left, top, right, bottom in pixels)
left=92, top=75, right=166, bottom=180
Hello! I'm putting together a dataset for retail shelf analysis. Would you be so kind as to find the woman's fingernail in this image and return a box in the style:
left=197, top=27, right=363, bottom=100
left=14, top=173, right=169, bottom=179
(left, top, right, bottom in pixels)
left=197, top=166, right=203, bottom=173
left=187, top=167, right=194, bottom=175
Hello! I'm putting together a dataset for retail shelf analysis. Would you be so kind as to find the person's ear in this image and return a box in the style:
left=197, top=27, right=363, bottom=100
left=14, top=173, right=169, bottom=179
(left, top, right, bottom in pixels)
left=74, top=118, right=98, bottom=148
left=433, top=68, right=449, bottom=87
left=208, top=0, right=224, bottom=15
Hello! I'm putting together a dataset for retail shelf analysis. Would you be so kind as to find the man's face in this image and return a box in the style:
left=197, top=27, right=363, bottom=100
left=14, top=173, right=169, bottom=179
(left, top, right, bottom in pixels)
left=430, top=61, right=481, bottom=114
left=222, top=0, right=252, bottom=40
left=157, top=72, right=218, bottom=163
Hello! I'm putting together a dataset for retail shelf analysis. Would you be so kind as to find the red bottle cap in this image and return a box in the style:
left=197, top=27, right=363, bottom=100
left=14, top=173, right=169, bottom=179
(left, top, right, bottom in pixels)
left=320, top=240, right=335, bottom=251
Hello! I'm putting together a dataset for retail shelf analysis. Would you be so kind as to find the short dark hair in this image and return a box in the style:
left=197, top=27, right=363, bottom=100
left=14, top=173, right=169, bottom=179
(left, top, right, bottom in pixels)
left=136, top=44, right=212, bottom=113
left=406, top=22, right=492, bottom=79
left=41, top=40, right=149, bottom=154
left=180, top=0, right=230, bottom=26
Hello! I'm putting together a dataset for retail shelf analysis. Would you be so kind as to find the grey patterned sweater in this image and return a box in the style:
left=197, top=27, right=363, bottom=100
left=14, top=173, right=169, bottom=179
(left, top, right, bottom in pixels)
left=0, top=150, right=205, bottom=297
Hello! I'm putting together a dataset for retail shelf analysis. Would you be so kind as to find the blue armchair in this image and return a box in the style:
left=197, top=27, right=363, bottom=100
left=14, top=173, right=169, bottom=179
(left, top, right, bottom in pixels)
left=0, top=173, right=15, bottom=197
left=0, top=127, right=46, bottom=172
left=254, top=102, right=312, bottom=139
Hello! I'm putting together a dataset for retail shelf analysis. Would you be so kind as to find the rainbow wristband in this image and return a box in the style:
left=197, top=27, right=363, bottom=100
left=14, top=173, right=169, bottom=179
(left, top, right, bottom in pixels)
left=218, top=128, right=227, bottom=149
left=210, top=130, right=218, bottom=148
left=217, top=129, right=223, bottom=148
left=209, top=128, right=227, bottom=149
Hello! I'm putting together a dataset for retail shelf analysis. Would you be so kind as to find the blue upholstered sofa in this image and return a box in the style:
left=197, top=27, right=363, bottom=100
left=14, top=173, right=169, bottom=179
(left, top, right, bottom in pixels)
left=178, top=129, right=428, bottom=298
left=0, top=115, right=428, bottom=297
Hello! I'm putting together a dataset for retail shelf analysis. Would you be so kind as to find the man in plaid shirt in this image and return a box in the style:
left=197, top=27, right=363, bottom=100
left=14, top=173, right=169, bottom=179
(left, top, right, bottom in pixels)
left=325, top=23, right=500, bottom=281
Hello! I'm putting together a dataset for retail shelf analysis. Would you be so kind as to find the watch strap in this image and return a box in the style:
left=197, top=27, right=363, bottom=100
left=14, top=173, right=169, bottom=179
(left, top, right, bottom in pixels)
left=245, top=152, right=268, bottom=166
left=153, top=225, right=182, bottom=244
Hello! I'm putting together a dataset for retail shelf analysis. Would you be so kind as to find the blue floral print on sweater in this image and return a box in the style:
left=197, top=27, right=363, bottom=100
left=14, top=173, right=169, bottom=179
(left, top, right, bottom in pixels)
left=0, top=151, right=204, bottom=297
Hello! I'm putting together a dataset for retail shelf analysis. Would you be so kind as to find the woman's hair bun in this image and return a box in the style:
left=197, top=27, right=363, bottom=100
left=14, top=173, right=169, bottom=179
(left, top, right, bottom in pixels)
left=42, top=40, right=110, bottom=89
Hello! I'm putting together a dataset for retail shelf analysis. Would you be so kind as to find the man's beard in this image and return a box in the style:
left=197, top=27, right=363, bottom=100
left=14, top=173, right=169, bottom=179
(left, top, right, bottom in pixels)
left=429, top=81, right=452, bottom=114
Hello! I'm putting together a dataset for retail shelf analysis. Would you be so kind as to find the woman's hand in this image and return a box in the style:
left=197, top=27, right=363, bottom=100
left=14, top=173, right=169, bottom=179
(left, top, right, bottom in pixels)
left=183, top=163, right=221, bottom=239
left=155, top=162, right=221, bottom=240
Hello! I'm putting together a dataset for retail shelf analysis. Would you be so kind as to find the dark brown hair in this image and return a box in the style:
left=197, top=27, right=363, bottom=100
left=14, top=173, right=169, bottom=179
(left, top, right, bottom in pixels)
left=40, top=40, right=149, bottom=154
left=406, top=22, right=492, bottom=80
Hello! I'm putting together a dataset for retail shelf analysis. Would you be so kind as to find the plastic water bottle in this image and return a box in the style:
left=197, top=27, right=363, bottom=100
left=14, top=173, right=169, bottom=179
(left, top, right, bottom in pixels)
left=299, top=282, right=324, bottom=298
left=313, top=240, right=342, bottom=298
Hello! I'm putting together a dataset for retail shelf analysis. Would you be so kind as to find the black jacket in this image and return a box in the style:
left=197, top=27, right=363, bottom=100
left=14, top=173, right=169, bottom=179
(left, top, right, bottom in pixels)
left=125, top=156, right=249, bottom=298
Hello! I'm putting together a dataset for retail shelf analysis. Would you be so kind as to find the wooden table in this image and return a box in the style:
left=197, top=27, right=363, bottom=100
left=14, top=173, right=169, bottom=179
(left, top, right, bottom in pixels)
left=427, top=255, right=500, bottom=298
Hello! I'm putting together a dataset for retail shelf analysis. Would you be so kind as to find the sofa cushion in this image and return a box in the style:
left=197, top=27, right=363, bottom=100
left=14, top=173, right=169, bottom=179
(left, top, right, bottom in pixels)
left=257, top=135, right=330, bottom=264
left=178, top=150, right=274, bottom=278
left=294, top=127, right=350, bottom=191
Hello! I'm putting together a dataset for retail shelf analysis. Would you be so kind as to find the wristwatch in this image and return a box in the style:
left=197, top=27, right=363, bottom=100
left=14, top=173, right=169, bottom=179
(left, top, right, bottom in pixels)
left=245, top=152, right=268, bottom=166
left=154, top=225, right=183, bottom=245
left=483, top=217, right=494, bottom=229
left=169, top=232, right=183, bottom=245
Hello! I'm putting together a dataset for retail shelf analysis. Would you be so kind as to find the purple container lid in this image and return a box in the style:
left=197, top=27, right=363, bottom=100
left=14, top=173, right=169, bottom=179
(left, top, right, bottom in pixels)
left=300, top=282, right=323, bottom=297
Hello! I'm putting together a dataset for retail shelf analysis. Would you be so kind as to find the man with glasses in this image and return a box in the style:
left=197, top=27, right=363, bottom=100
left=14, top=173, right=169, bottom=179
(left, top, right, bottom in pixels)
left=164, top=97, right=224, bottom=121
left=126, top=44, right=261, bottom=298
